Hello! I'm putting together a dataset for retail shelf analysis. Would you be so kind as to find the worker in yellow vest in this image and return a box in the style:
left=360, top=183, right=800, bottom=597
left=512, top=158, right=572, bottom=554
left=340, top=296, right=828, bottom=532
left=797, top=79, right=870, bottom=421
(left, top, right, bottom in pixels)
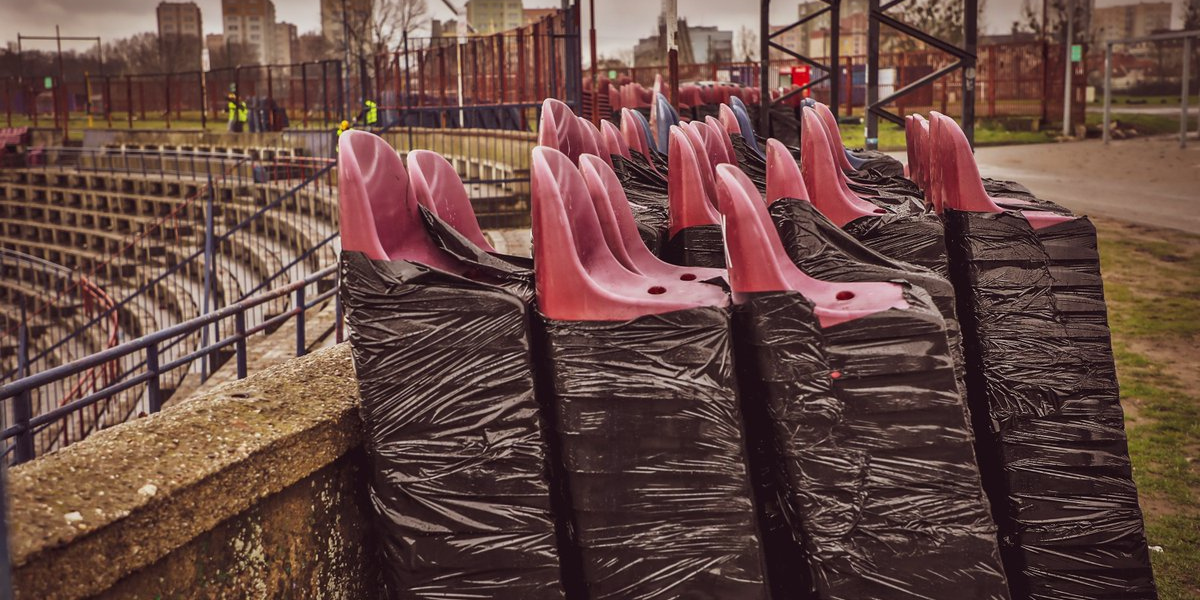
left=364, top=99, right=378, bottom=128
left=227, top=93, right=242, bottom=132
left=227, top=93, right=249, bottom=133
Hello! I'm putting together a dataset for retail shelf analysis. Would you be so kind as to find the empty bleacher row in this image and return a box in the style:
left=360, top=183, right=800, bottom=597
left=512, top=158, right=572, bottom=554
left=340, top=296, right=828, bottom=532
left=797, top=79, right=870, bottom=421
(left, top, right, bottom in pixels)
left=0, top=157, right=340, bottom=444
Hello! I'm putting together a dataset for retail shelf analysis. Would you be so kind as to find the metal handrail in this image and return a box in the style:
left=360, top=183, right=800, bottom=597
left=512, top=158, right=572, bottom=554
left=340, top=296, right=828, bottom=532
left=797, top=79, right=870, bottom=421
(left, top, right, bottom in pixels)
left=0, top=262, right=339, bottom=462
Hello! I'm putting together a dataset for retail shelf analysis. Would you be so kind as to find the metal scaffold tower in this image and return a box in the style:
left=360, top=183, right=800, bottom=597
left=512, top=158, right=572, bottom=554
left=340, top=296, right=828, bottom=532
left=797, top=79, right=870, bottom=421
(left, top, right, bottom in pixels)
left=758, top=0, right=842, bottom=131
left=865, top=0, right=978, bottom=148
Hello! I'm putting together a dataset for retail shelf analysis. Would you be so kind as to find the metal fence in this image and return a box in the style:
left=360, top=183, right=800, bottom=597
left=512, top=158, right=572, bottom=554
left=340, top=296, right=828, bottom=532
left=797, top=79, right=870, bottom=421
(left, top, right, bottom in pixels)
left=0, top=146, right=337, bottom=461
left=0, top=8, right=583, bottom=139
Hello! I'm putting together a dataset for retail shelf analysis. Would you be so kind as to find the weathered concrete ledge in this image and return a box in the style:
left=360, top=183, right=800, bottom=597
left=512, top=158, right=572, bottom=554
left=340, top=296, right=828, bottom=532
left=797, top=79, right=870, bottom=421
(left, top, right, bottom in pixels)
left=8, top=343, right=376, bottom=599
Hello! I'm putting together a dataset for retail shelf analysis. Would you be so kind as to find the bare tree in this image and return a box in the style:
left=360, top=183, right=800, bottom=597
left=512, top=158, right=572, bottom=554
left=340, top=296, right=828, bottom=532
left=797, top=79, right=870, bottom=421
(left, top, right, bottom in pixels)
left=296, top=31, right=335, bottom=63
left=208, top=40, right=263, bottom=69
left=736, top=25, right=759, bottom=62
left=887, top=0, right=987, bottom=50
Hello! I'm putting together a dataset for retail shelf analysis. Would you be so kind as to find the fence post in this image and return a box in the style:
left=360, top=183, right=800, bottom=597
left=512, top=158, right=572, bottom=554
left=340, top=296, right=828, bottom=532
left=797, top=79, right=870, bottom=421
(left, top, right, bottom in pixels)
left=295, top=284, right=306, bottom=357
left=14, top=314, right=35, bottom=464
left=199, top=70, right=207, bottom=130
left=146, top=343, right=162, bottom=413
left=1103, top=42, right=1112, bottom=144
left=1182, top=36, right=1191, bottom=149
left=125, top=75, right=133, bottom=129
left=235, top=310, right=247, bottom=380
left=201, top=178, right=215, bottom=379
left=3, top=78, right=10, bottom=127
left=301, top=62, right=309, bottom=129
left=164, top=74, right=172, bottom=129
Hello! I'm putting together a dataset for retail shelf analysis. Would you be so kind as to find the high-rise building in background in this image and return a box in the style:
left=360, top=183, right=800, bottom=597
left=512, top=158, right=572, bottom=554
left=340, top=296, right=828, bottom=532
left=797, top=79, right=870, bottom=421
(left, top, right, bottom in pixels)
left=466, top=0, right=523, bottom=34
left=634, top=1, right=734, bottom=67
left=273, top=21, right=298, bottom=65
left=1091, top=1, right=1174, bottom=42
left=157, top=2, right=204, bottom=71
left=221, top=0, right=277, bottom=65
left=321, top=0, right=374, bottom=56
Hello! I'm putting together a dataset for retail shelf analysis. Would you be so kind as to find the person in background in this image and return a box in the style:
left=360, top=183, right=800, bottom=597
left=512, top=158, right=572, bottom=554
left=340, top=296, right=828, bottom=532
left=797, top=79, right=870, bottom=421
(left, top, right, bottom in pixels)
left=364, top=99, right=378, bottom=128
left=226, top=93, right=243, bottom=133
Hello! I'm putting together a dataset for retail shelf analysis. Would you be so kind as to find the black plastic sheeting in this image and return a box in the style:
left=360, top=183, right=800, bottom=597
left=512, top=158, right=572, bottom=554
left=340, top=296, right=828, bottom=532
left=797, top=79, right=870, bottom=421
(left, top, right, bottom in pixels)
left=846, top=148, right=906, bottom=178
left=664, top=224, right=727, bottom=268
left=341, top=211, right=569, bottom=599
left=733, top=287, right=1010, bottom=600
left=844, top=199, right=953, bottom=279
left=611, top=152, right=670, bottom=255
left=943, top=210, right=1157, bottom=600
left=539, top=307, right=771, bottom=600
left=768, top=197, right=965, bottom=378
left=729, top=135, right=768, bottom=194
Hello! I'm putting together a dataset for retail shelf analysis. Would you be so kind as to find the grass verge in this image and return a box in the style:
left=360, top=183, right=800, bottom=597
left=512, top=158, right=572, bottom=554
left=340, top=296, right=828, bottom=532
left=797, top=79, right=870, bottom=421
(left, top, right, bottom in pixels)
left=1095, top=217, right=1200, bottom=600
left=837, top=121, right=1054, bottom=151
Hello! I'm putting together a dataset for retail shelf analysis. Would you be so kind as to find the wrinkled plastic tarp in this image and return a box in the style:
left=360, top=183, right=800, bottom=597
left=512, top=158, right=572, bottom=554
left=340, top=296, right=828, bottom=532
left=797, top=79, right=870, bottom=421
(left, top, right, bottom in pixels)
left=844, top=199, right=953, bottom=279
left=341, top=212, right=567, bottom=599
left=664, top=224, right=727, bottom=268
left=540, top=307, right=770, bottom=600
left=612, top=152, right=670, bottom=255
left=733, top=287, right=1010, bottom=600
left=768, top=197, right=965, bottom=378
left=943, top=210, right=1157, bottom=600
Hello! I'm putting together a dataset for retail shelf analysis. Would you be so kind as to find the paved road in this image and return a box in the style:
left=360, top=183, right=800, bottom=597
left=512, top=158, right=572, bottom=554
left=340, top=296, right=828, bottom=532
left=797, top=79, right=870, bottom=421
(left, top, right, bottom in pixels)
left=970, top=137, right=1200, bottom=235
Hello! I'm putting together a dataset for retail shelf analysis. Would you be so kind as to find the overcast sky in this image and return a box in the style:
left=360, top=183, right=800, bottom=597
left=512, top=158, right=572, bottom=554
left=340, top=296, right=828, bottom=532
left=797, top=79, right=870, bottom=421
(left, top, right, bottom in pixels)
left=0, top=0, right=1189, bottom=57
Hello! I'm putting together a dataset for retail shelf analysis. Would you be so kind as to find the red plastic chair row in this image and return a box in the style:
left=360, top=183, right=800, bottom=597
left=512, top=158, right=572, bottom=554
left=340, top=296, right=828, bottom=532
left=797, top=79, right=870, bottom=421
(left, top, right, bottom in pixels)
left=338, top=130, right=498, bottom=273
left=715, top=164, right=909, bottom=327
left=925, top=113, right=1072, bottom=230
left=532, top=146, right=728, bottom=321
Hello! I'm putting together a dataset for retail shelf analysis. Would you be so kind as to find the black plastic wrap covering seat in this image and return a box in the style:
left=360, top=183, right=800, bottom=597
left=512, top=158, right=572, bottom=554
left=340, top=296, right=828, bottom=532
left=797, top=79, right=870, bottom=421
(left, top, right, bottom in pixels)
left=768, top=197, right=966, bottom=381
left=842, top=199, right=953, bottom=279
left=539, top=307, right=771, bottom=600
left=342, top=212, right=568, bottom=599
left=943, top=210, right=1157, bottom=600
left=733, top=286, right=1010, bottom=600
left=611, top=151, right=669, bottom=255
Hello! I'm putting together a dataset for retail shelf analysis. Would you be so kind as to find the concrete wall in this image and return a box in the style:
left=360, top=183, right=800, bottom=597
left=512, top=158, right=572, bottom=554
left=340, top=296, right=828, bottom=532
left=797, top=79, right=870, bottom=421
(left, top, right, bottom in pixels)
left=6, top=344, right=379, bottom=599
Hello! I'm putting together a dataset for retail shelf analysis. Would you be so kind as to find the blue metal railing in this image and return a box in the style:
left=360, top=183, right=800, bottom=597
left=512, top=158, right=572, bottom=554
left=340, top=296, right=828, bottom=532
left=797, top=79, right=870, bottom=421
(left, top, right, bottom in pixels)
left=0, top=147, right=339, bottom=457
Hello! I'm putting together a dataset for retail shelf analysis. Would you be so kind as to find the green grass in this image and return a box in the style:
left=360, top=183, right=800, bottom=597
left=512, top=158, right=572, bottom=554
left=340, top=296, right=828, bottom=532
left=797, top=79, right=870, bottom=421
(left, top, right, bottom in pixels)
left=1091, top=94, right=1200, bottom=106
left=1096, top=219, right=1200, bottom=599
left=1087, top=111, right=1190, bottom=136
left=837, top=121, right=1055, bottom=151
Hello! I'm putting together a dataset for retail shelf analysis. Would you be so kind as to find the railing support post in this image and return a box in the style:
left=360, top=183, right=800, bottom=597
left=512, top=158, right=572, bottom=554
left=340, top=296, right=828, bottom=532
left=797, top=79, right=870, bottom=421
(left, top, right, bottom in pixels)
left=295, top=284, right=306, bottom=357
left=14, top=319, right=34, bottom=464
left=235, top=310, right=247, bottom=380
left=0, top=459, right=16, bottom=598
left=146, top=343, right=162, bottom=413
left=201, top=178, right=216, bottom=379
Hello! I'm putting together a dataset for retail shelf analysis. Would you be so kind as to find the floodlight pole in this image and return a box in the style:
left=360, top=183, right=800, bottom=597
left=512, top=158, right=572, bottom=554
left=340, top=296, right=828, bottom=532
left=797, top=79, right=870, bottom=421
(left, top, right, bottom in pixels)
left=1062, top=0, right=1074, bottom=138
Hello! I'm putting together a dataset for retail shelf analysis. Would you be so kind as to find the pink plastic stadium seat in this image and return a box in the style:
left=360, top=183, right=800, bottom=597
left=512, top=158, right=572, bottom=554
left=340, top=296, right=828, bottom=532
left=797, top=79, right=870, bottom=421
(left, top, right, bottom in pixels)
left=930, top=113, right=1073, bottom=230
left=704, top=116, right=737, bottom=166
left=668, top=126, right=721, bottom=237
left=812, top=101, right=857, bottom=173
left=714, top=164, right=908, bottom=328
left=337, top=131, right=463, bottom=272
left=531, top=146, right=728, bottom=321
left=579, top=154, right=725, bottom=282
left=620, top=108, right=661, bottom=175
left=765, top=138, right=811, bottom=204
left=576, top=116, right=606, bottom=164
left=798, top=109, right=886, bottom=226
left=601, top=120, right=631, bottom=161
left=539, top=98, right=588, bottom=165
left=406, top=149, right=496, bottom=252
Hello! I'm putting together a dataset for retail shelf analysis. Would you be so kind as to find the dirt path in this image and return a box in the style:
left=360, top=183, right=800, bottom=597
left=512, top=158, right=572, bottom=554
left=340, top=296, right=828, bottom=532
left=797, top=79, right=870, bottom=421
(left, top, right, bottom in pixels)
left=971, top=137, right=1200, bottom=235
